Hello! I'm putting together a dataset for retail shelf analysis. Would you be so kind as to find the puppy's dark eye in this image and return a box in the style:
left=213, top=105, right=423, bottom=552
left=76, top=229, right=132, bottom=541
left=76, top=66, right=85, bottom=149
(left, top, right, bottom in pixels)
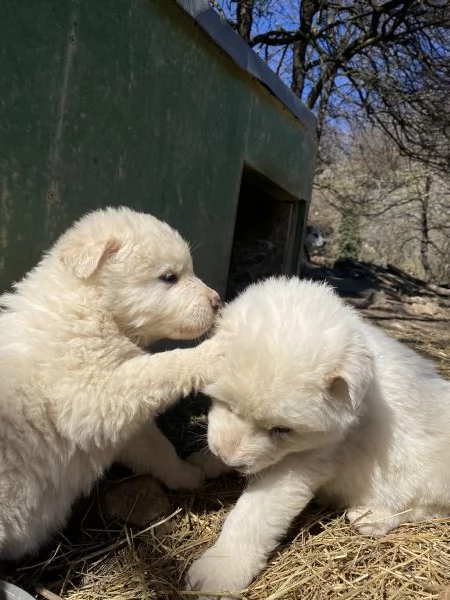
left=270, top=427, right=293, bottom=436
left=159, top=272, right=179, bottom=284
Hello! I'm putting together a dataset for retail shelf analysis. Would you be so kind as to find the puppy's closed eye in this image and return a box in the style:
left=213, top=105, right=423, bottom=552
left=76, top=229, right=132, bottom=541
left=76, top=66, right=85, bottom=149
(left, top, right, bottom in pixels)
left=270, top=427, right=293, bottom=436
left=159, top=272, right=179, bottom=284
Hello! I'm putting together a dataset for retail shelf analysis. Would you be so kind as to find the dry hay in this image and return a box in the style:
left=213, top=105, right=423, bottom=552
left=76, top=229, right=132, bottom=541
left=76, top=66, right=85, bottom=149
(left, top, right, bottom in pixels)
left=9, top=484, right=450, bottom=600
left=6, top=314, right=450, bottom=600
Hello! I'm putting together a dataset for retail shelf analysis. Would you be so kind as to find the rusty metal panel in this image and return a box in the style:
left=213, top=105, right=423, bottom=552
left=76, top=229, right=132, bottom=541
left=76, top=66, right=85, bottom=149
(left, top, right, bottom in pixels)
left=0, top=0, right=317, bottom=295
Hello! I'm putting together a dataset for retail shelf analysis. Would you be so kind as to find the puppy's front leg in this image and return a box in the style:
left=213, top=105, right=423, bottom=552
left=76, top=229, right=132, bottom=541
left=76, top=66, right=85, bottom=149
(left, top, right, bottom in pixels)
left=185, top=452, right=331, bottom=599
left=57, top=339, right=221, bottom=448
left=118, top=421, right=204, bottom=490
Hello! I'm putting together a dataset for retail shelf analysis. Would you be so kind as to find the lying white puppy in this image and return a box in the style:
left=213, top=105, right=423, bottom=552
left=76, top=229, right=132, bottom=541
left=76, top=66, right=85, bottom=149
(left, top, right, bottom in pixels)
left=0, top=206, right=221, bottom=560
left=187, top=277, right=450, bottom=598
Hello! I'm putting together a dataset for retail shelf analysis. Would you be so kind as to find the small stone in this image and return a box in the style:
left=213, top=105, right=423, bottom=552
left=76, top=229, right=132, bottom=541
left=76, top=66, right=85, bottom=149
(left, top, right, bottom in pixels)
left=371, top=290, right=387, bottom=308
left=404, top=301, right=439, bottom=317
left=102, top=475, right=170, bottom=528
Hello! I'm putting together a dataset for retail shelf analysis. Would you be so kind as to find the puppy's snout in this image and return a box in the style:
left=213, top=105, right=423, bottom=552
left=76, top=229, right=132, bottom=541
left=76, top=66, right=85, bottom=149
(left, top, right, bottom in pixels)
left=217, top=451, right=232, bottom=466
left=214, top=449, right=245, bottom=470
left=208, top=290, right=222, bottom=312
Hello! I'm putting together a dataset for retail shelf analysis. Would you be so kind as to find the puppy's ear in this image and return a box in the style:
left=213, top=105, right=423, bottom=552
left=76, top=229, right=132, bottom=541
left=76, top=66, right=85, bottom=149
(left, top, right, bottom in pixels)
left=60, top=237, right=120, bottom=279
left=327, top=351, right=373, bottom=412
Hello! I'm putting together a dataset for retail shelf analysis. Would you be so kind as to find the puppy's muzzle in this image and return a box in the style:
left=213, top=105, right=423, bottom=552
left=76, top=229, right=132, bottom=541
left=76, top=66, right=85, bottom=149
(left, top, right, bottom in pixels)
left=208, top=290, right=222, bottom=313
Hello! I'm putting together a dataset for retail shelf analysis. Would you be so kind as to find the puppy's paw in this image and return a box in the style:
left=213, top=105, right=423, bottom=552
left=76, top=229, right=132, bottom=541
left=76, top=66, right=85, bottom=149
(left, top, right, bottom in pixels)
left=162, top=460, right=205, bottom=491
left=194, top=337, right=226, bottom=385
left=187, top=450, right=232, bottom=480
left=346, top=506, right=396, bottom=536
left=185, top=546, right=252, bottom=599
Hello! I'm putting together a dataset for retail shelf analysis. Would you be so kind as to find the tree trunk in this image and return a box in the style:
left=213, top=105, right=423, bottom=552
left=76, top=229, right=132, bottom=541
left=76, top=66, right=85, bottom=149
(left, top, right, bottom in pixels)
left=292, top=0, right=322, bottom=97
left=236, top=0, right=255, bottom=44
left=419, top=174, right=432, bottom=280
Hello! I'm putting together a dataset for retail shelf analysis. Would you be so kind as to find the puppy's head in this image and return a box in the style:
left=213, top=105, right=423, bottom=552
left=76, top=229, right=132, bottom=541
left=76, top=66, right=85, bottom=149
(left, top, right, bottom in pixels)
left=55, top=206, right=221, bottom=344
left=305, top=225, right=326, bottom=251
left=204, top=278, right=373, bottom=475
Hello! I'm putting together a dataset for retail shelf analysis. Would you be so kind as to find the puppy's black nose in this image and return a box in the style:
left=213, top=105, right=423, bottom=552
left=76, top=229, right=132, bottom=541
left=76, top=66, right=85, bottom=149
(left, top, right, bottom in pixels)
left=210, top=293, right=222, bottom=312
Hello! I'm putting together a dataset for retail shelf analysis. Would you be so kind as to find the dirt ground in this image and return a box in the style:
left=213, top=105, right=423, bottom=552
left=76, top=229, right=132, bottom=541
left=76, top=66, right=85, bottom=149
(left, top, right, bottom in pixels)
left=304, top=258, right=450, bottom=377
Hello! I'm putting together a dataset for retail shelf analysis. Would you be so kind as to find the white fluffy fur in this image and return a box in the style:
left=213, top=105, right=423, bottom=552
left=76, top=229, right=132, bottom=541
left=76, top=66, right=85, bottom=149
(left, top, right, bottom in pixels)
left=187, top=277, right=450, bottom=598
left=0, top=206, right=222, bottom=560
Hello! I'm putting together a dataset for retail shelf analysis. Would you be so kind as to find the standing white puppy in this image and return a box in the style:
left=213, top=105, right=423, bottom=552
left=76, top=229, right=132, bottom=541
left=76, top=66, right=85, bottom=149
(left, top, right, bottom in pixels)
left=187, top=277, right=450, bottom=598
left=0, top=206, right=221, bottom=560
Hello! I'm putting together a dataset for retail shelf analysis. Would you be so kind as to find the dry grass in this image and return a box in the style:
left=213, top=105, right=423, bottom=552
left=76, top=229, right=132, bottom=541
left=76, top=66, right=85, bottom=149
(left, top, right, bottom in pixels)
left=10, top=486, right=450, bottom=600
left=6, top=312, right=450, bottom=600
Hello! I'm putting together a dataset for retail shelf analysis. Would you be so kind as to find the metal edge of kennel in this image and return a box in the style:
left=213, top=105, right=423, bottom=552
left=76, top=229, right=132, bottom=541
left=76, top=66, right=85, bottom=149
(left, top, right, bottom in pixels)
left=0, top=0, right=318, bottom=297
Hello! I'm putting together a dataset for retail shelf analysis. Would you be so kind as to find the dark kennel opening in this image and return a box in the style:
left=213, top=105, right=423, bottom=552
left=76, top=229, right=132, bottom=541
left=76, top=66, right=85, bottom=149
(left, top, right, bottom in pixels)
left=226, top=166, right=302, bottom=301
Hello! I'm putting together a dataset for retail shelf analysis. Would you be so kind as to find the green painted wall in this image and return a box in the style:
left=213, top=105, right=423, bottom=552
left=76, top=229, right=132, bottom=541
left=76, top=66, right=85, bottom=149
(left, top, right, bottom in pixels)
left=0, top=0, right=317, bottom=295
